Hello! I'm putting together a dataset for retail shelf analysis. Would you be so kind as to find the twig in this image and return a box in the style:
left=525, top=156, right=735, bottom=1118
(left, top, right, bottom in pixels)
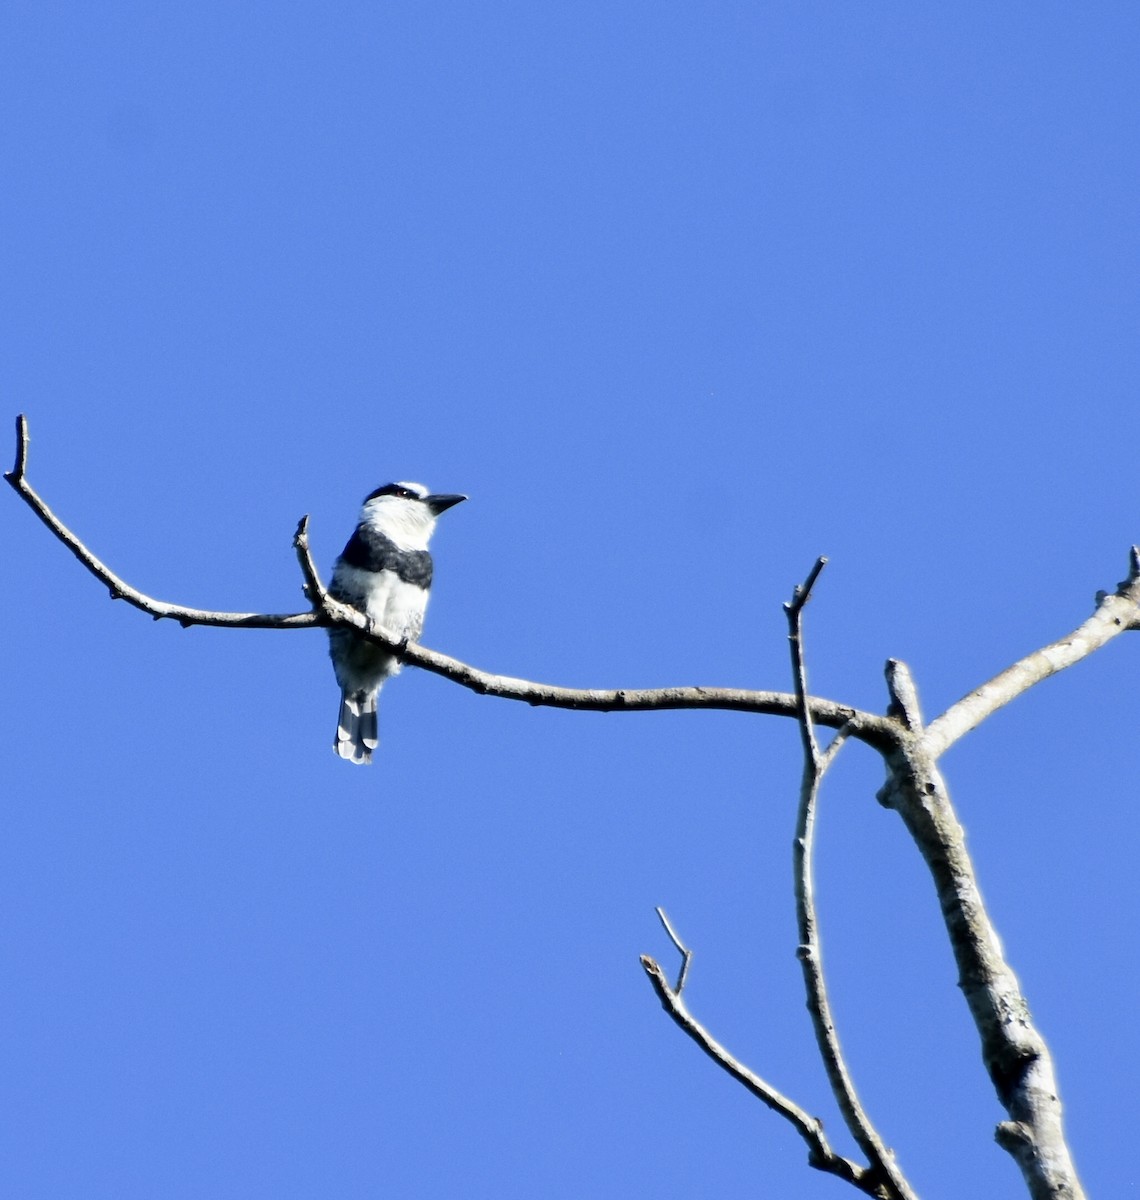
left=639, top=955, right=888, bottom=1197
left=9, top=412, right=28, bottom=481
left=784, top=555, right=828, bottom=763
left=817, top=723, right=851, bottom=776
left=3, top=414, right=900, bottom=748
left=293, top=515, right=327, bottom=606
left=654, top=906, right=692, bottom=994
left=785, top=561, right=917, bottom=1200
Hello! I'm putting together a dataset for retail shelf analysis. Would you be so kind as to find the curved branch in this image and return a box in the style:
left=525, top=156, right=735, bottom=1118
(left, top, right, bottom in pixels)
left=925, top=551, right=1140, bottom=757
left=4, top=414, right=901, bottom=749
left=786, top=566, right=917, bottom=1200
left=3, top=416, right=321, bottom=629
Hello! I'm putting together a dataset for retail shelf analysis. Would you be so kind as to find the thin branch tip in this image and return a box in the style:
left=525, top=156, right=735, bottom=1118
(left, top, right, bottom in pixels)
left=654, top=906, right=693, bottom=994
left=785, top=556, right=829, bottom=615
left=6, top=412, right=29, bottom=483
left=292, top=513, right=329, bottom=610
left=639, top=954, right=669, bottom=993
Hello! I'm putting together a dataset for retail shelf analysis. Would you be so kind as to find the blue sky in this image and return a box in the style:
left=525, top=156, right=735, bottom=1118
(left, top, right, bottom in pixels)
left=3, top=4, right=1138, bottom=1197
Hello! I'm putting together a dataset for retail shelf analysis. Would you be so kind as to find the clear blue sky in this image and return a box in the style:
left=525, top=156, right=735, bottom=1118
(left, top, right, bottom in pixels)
left=3, top=4, right=1138, bottom=1197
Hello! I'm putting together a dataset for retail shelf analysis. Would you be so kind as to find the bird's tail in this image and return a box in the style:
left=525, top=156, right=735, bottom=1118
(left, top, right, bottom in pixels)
left=334, top=689, right=379, bottom=764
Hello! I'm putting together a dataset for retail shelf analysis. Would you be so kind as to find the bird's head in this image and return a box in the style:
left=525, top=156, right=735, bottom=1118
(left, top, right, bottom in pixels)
left=359, top=482, right=467, bottom=550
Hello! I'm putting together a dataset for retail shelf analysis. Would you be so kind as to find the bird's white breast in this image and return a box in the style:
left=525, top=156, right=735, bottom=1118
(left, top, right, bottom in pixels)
left=332, top=563, right=429, bottom=641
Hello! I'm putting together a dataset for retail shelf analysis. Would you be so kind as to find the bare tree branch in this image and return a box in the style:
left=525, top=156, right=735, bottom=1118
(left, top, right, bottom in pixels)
left=785, top=555, right=828, bottom=764
left=10, top=410, right=28, bottom=478
left=639, top=954, right=889, bottom=1198
left=3, top=414, right=900, bottom=748
left=8, top=412, right=1118, bottom=1197
left=924, top=551, right=1140, bottom=756
left=879, top=736, right=1088, bottom=1199
left=876, top=564, right=1131, bottom=1199
left=293, top=514, right=327, bottom=607
left=884, top=659, right=924, bottom=733
left=653, top=906, right=693, bottom=995
left=4, top=414, right=322, bottom=630
left=637, top=564, right=909, bottom=1198
left=786, top=564, right=918, bottom=1200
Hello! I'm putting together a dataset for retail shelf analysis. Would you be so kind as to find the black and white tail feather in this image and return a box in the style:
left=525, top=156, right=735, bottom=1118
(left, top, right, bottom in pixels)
left=327, top=481, right=466, bottom=764
left=336, top=691, right=379, bottom=764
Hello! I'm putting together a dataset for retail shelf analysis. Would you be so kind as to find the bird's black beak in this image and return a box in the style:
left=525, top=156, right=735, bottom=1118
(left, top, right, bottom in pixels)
left=427, top=493, right=468, bottom=515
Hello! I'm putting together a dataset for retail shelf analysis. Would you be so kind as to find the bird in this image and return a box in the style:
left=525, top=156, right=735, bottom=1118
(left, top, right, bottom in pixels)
left=327, top=481, right=467, bottom=764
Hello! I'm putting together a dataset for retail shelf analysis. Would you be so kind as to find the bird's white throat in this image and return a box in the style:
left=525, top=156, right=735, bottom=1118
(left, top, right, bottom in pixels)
left=360, top=496, right=437, bottom=551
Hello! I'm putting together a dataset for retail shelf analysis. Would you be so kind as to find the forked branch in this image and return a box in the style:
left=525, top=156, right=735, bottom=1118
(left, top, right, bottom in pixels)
left=639, top=951, right=887, bottom=1197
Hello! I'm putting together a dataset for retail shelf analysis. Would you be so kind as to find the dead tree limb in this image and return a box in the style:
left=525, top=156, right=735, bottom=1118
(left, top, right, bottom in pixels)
left=924, top=548, right=1140, bottom=755
left=3, top=413, right=897, bottom=747
left=786, top=563, right=917, bottom=1200
left=877, top=717, right=1089, bottom=1200
left=9, top=411, right=1133, bottom=1200
left=639, top=952, right=885, bottom=1196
